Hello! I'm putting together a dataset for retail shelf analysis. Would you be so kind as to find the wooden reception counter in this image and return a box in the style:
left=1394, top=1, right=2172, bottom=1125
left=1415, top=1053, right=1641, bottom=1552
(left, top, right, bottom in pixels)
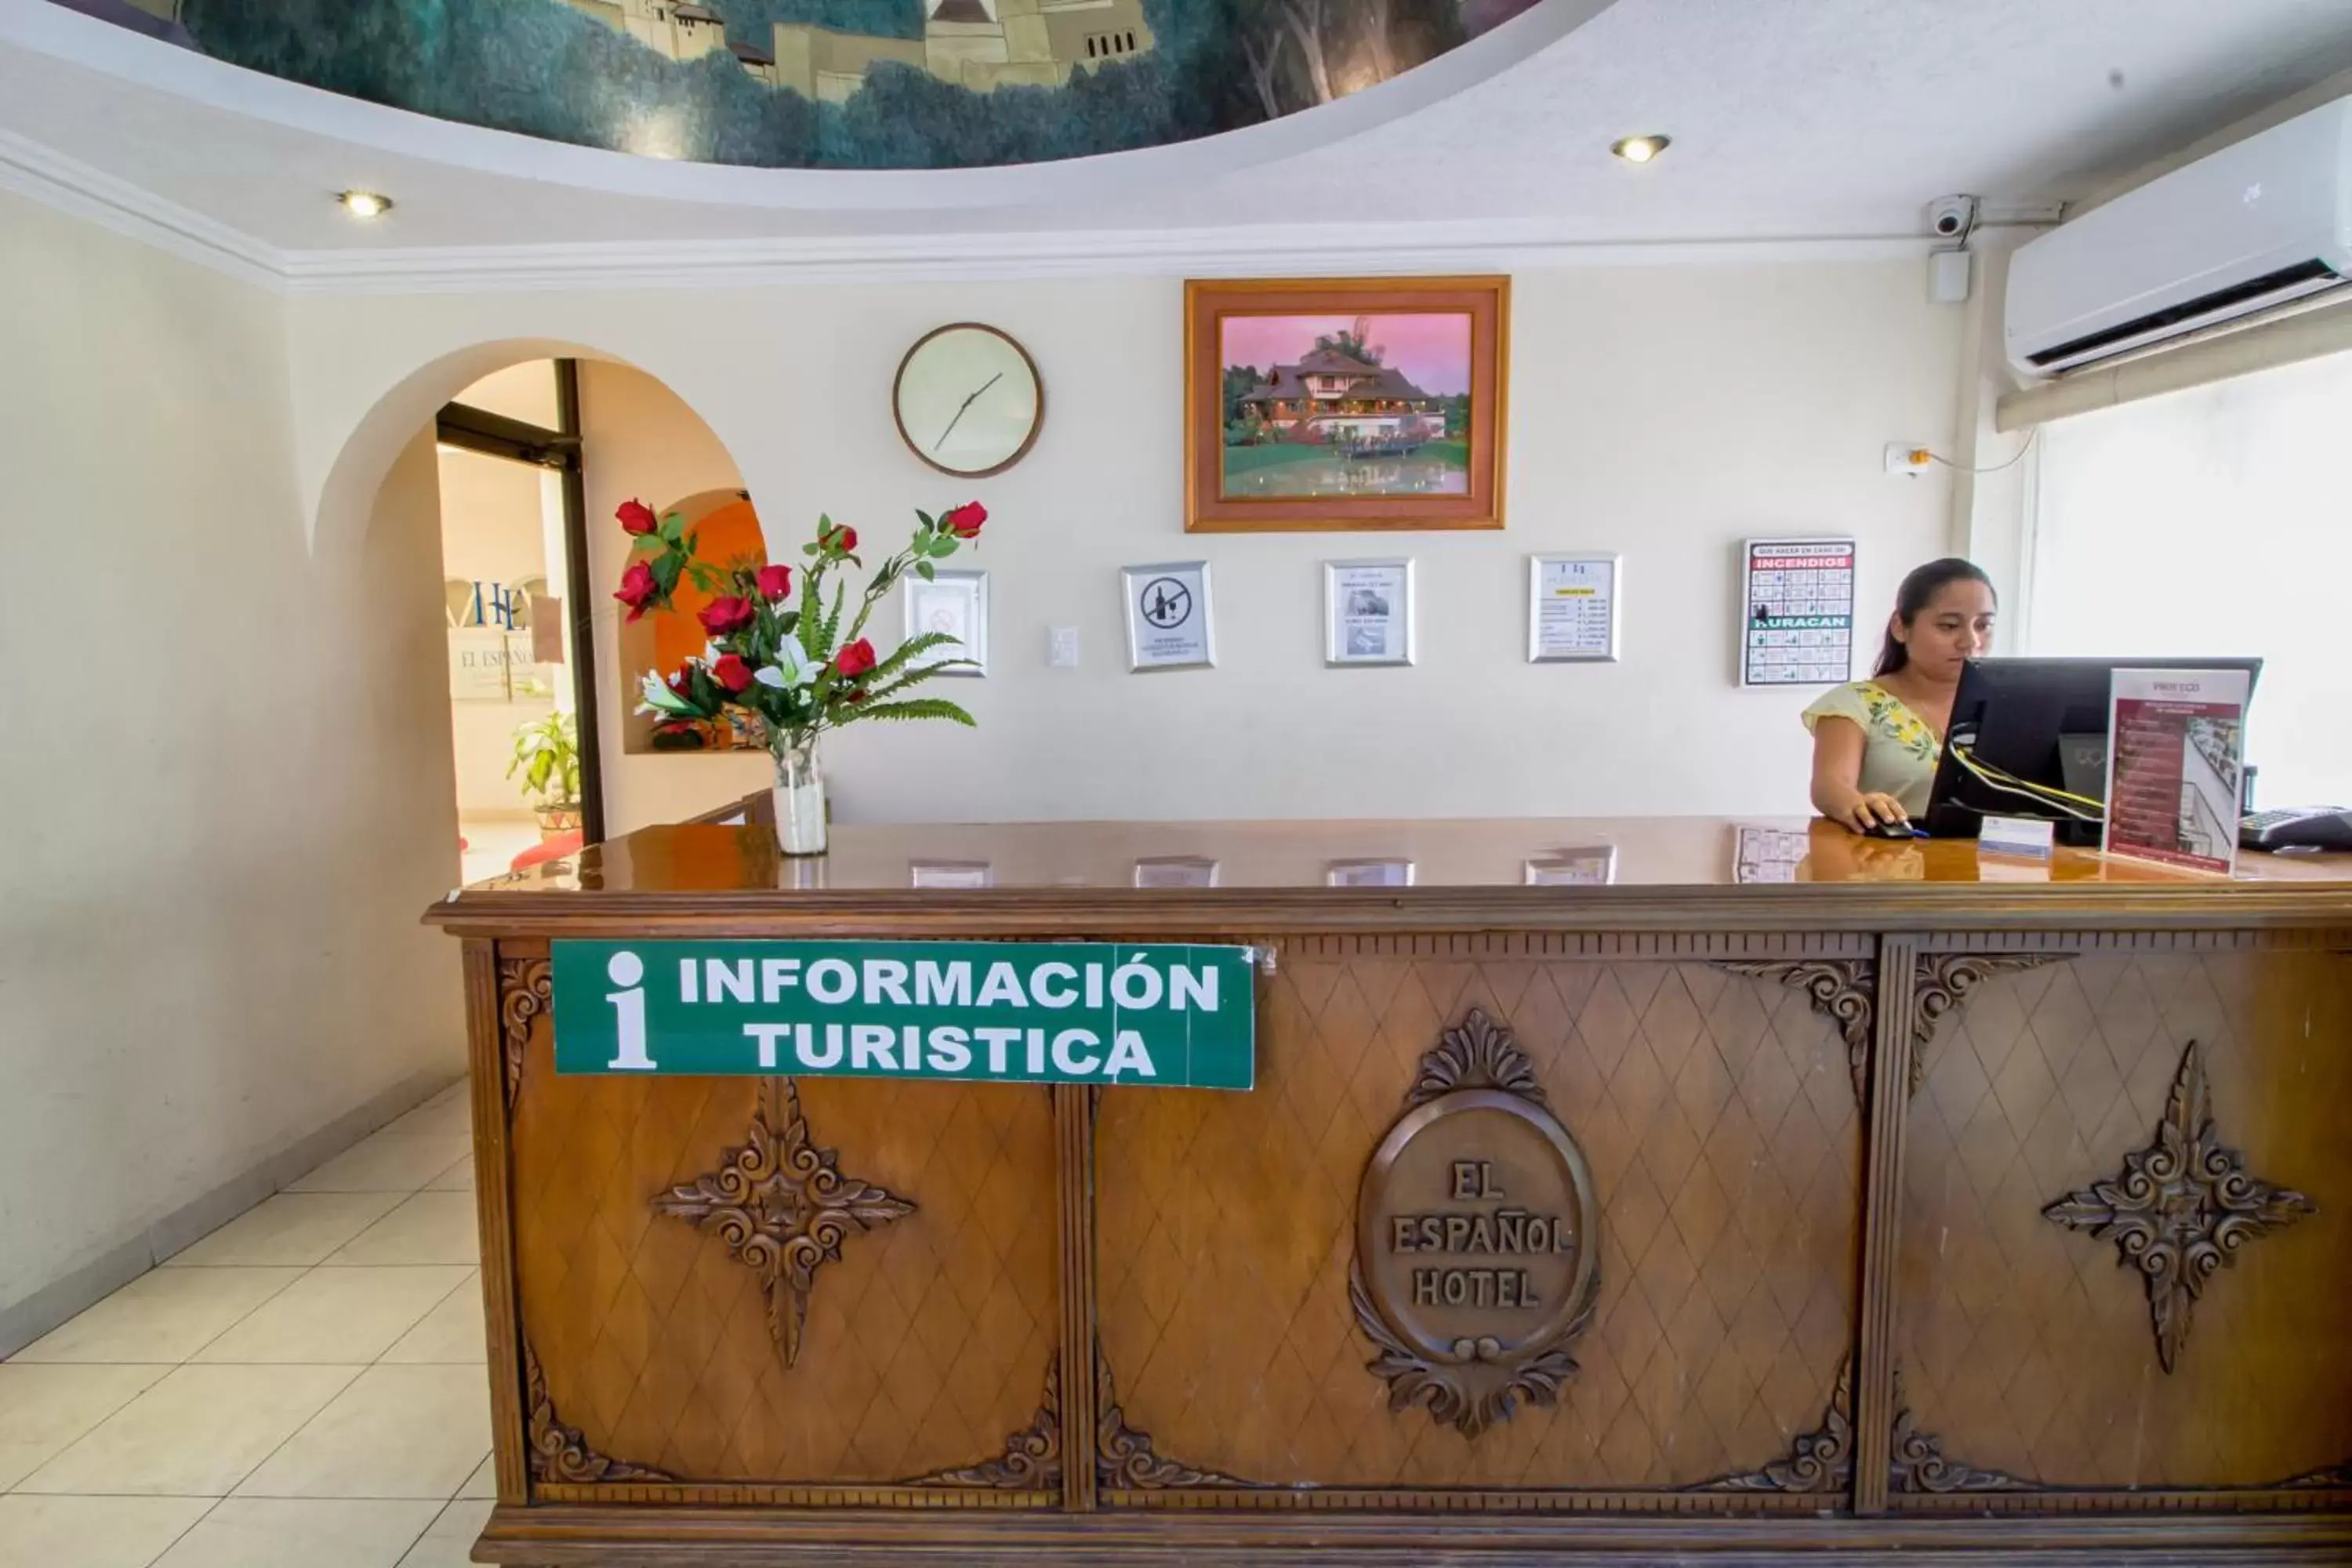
left=426, top=818, right=2352, bottom=1564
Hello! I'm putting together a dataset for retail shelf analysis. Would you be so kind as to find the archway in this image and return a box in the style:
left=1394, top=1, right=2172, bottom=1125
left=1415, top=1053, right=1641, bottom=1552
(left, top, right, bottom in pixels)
left=314, top=340, right=771, bottom=886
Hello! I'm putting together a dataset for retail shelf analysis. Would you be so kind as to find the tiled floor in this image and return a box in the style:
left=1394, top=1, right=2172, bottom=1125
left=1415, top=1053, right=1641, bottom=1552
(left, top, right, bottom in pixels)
left=0, top=1081, right=496, bottom=1567
left=459, top=818, right=543, bottom=887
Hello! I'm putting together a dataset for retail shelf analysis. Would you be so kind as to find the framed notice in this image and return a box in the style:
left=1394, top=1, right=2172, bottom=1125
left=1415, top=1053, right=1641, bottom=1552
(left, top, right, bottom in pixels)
left=1527, top=554, right=1621, bottom=662
left=1134, top=856, right=1219, bottom=888
left=1327, top=858, right=1414, bottom=887
left=1523, top=845, right=1617, bottom=886
left=1325, top=559, right=1415, bottom=666
left=910, top=860, right=995, bottom=889
left=1733, top=824, right=1810, bottom=884
left=1741, top=538, right=1855, bottom=687
left=903, top=568, right=988, bottom=677
left=2103, top=668, right=2250, bottom=876
left=1123, top=561, right=1215, bottom=672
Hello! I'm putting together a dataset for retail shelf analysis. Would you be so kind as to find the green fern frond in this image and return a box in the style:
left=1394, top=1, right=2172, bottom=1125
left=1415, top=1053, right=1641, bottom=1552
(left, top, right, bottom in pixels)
left=819, top=583, right=846, bottom=652
left=861, top=632, right=957, bottom=686
left=846, top=698, right=976, bottom=727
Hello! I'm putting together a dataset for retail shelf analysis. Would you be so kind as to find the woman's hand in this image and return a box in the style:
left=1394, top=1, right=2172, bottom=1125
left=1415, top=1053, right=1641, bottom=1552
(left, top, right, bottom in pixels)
left=1840, top=792, right=1910, bottom=833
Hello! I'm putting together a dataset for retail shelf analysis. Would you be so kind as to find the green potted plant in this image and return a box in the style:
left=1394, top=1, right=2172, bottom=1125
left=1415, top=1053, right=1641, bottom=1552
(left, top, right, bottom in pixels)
left=508, top=710, right=583, bottom=840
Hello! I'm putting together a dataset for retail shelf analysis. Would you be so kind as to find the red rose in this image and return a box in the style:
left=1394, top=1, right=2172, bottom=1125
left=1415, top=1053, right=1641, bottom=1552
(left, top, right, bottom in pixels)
left=944, top=501, right=986, bottom=539
left=698, top=595, right=756, bottom=637
left=834, top=638, right=877, bottom=677
left=833, top=525, right=858, bottom=554
left=756, top=564, right=793, bottom=601
left=615, top=561, right=659, bottom=622
left=710, top=653, right=753, bottom=693
left=617, top=499, right=658, bottom=535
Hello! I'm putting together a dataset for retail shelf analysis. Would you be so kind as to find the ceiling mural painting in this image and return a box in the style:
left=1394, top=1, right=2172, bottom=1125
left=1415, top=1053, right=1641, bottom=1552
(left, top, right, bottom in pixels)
left=55, top=0, right=1545, bottom=169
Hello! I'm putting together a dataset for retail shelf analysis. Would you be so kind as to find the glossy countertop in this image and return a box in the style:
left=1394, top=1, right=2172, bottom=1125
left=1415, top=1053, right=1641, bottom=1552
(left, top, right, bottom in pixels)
left=425, top=818, right=2352, bottom=938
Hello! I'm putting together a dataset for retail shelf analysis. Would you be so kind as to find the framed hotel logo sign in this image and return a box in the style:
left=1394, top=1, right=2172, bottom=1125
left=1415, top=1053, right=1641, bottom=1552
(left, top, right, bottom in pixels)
left=1186, top=276, right=1509, bottom=533
left=1352, top=1010, right=1599, bottom=1437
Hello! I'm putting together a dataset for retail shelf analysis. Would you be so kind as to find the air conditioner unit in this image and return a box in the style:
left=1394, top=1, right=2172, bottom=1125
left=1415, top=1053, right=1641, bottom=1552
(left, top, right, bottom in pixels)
left=2005, top=95, right=2352, bottom=378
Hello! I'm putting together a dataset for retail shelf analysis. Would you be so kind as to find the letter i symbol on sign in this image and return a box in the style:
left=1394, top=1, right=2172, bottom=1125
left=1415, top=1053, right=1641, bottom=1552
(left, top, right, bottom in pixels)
left=605, top=950, right=656, bottom=1071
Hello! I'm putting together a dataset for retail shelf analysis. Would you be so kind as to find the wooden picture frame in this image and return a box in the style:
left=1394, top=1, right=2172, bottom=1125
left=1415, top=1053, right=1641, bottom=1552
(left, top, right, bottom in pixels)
left=1185, top=275, right=1509, bottom=533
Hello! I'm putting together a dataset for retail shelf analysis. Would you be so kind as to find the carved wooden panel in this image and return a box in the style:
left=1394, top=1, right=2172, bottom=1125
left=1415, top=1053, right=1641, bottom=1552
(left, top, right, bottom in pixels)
left=506, top=1013, right=1057, bottom=1484
left=1094, top=946, right=1860, bottom=1490
left=1896, top=949, right=2352, bottom=1491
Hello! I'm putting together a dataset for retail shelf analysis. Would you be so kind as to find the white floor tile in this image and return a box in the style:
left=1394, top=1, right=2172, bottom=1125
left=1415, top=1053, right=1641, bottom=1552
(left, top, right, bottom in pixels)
left=234, top=1366, right=490, bottom=1501
left=323, top=1194, right=481, bottom=1268
left=455, top=1455, right=494, bottom=1501
left=193, top=1267, right=474, bottom=1365
left=378, top=1096, right=472, bottom=1142
left=395, top=1498, right=493, bottom=1568
left=18, top=1364, right=360, bottom=1497
left=379, top=1273, right=486, bottom=1366
left=164, top=1193, right=405, bottom=1269
left=287, top=1132, right=474, bottom=1194
left=424, top=1156, right=474, bottom=1193
left=0, top=1494, right=212, bottom=1568
left=12, top=1268, right=304, bottom=1363
left=0, top=1363, right=173, bottom=1490
left=152, top=1497, right=440, bottom=1568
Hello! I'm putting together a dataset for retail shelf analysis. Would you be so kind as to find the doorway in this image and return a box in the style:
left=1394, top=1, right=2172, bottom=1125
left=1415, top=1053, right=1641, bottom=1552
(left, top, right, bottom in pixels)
left=435, top=361, right=605, bottom=883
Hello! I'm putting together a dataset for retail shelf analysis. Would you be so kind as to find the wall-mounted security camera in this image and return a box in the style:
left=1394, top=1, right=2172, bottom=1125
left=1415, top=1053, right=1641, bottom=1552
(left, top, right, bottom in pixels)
left=1927, top=195, right=1980, bottom=241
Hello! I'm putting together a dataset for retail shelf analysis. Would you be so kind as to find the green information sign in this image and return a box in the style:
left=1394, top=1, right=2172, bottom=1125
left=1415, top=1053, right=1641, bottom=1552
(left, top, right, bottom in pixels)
left=550, top=940, right=1256, bottom=1089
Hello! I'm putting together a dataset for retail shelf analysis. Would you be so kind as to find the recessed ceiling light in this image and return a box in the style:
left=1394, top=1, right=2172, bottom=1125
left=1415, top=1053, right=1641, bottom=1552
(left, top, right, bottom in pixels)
left=1610, top=135, right=1671, bottom=165
left=337, top=190, right=394, bottom=219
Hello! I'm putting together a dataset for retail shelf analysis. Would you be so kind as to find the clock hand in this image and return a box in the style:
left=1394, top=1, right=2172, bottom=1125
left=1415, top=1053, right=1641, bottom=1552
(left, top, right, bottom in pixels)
left=935, top=372, right=1006, bottom=452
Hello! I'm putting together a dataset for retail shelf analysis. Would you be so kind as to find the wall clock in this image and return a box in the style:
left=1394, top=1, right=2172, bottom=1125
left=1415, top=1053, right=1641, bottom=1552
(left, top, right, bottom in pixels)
left=892, top=323, right=1044, bottom=478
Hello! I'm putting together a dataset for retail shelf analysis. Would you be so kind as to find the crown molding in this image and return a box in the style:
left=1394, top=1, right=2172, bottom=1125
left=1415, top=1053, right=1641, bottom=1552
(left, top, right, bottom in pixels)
left=0, top=123, right=1940, bottom=296
left=277, top=226, right=1934, bottom=296
left=0, top=127, right=281, bottom=290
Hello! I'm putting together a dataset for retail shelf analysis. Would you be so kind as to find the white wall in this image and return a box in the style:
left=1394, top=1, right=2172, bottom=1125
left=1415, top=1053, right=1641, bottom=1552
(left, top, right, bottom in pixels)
left=573, top=361, right=770, bottom=831
left=294, top=264, right=1964, bottom=830
left=0, top=191, right=464, bottom=1342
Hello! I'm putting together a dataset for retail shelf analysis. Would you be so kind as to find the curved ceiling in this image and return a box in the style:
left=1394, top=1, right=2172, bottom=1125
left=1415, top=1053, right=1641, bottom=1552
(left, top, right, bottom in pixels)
left=5, top=0, right=2352, bottom=274
left=10, top=0, right=1605, bottom=207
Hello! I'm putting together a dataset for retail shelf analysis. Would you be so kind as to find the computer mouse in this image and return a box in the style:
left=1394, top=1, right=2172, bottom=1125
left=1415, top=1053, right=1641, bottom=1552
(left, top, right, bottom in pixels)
left=1862, top=818, right=1922, bottom=839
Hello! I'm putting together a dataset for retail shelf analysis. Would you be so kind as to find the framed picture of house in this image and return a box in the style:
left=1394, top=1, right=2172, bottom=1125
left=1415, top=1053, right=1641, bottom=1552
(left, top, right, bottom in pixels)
left=1185, top=276, right=1508, bottom=532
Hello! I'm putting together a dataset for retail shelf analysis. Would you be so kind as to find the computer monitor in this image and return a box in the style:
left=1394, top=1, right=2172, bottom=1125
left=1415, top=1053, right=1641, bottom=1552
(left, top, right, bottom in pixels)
left=1922, top=655, right=2263, bottom=844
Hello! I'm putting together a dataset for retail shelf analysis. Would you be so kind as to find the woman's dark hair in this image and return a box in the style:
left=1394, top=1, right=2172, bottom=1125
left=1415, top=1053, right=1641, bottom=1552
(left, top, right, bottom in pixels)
left=1875, top=557, right=1994, bottom=676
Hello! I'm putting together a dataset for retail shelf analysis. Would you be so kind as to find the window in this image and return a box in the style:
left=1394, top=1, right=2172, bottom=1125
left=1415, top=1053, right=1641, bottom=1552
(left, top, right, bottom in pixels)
left=2027, top=350, right=2352, bottom=806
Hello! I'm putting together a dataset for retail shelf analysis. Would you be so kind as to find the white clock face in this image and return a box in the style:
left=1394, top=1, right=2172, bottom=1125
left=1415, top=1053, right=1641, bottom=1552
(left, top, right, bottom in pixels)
left=893, top=325, right=1043, bottom=477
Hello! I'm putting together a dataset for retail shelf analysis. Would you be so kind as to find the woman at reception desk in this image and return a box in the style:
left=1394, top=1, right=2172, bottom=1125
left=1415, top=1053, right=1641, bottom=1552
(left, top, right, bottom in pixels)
left=1806, top=558, right=1998, bottom=833
left=427, top=810, right=2352, bottom=1564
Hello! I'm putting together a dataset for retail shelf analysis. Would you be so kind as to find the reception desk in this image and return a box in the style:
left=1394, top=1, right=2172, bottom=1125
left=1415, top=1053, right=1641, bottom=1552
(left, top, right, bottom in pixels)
left=426, top=818, right=2352, bottom=1563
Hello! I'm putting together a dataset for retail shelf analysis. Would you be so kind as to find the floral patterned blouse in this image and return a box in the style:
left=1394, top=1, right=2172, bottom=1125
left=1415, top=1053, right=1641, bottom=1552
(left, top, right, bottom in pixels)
left=1801, top=680, right=1943, bottom=816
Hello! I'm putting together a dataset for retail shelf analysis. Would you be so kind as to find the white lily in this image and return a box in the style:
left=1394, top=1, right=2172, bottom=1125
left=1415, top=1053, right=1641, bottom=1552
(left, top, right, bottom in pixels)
left=636, top=668, right=700, bottom=718
left=754, top=638, right=818, bottom=691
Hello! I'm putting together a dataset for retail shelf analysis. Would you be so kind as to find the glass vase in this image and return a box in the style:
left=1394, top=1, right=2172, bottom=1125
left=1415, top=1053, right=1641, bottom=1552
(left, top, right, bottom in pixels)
left=771, top=737, right=827, bottom=857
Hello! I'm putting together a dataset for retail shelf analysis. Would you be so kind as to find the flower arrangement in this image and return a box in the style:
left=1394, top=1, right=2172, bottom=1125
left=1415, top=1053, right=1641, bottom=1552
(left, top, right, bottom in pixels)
left=612, top=498, right=987, bottom=853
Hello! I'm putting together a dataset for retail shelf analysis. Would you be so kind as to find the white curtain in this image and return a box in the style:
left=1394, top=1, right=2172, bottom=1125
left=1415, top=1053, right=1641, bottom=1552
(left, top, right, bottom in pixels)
left=2028, top=350, right=2352, bottom=809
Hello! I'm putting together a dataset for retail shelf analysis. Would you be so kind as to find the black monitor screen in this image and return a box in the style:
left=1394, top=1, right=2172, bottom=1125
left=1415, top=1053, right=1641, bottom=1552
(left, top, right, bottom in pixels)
left=1923, top=656, right=2262, bottom=843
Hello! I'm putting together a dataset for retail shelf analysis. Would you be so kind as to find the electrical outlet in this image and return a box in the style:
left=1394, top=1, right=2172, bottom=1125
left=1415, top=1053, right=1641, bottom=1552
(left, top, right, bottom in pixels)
left=1049, top=626, right=1080, bottom=668
left=1884, top=442, right=1934, bottom=477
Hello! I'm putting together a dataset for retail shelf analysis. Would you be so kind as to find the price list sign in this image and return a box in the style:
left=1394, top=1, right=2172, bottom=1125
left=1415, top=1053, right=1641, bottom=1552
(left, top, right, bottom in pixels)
left=1741, top=538, right=1856, bottom=687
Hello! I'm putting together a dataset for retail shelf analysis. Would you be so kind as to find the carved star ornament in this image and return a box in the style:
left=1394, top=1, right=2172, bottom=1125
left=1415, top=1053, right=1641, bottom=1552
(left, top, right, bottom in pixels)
left=652, top=1079, right=913, bottom=1367
left=2043, top=1040, right=2314, bottom=1373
